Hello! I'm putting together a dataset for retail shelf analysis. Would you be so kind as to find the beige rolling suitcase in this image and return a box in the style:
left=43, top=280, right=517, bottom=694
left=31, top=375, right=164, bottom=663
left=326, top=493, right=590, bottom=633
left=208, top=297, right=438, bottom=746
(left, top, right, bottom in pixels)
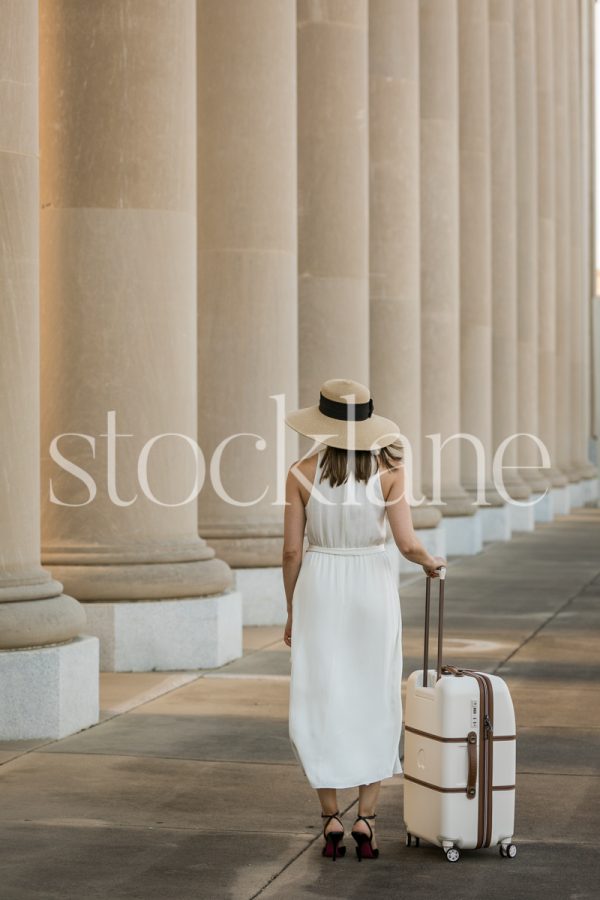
left=403, top=569, right=517, bottom=862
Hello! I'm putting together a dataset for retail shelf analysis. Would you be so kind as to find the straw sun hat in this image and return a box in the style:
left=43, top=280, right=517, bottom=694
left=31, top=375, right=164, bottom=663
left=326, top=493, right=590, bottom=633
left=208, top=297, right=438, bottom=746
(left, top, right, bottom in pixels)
left=285, top=378, right=401, bottom=451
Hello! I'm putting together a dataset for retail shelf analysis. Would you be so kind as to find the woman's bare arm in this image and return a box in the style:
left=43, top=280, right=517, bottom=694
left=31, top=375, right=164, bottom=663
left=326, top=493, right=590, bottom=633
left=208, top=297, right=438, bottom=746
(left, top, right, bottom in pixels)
left=282, top=465, right=306, bottom=616
left=384, top=463, right=445, bottom=575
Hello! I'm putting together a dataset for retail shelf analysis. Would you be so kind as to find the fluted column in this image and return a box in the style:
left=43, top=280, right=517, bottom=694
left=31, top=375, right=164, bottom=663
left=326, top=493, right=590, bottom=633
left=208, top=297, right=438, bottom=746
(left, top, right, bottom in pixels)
left=458, top=0, right=506, bottom=520
left=553, top=0, right=577, bottom=485
left=297, top=0, right=369, bottom=430
left=489, top=0, right=531, bottom=506
left=196, top=0, right=298, bottom=567
left=567, top=0, right=597, bottom=480
left=514, top=0, right=551, bottom=496
left=0, top=0, right=85, bottom=650
left=586, top=0, right=596, bottom=307
left=420, top=0, right=474, bottom=520
left=0, top=0, right=98, bottom=739
left=589, top=0, right=600, bottom=463
left=369, top=0, right=440, bottom=531
left=565, top=0, right=583, bottom=478
left=535, top=0, right=567, bottom=489
left=40, top=3, right=232, bottom=603
left=580, top=0, right=598, bottom=483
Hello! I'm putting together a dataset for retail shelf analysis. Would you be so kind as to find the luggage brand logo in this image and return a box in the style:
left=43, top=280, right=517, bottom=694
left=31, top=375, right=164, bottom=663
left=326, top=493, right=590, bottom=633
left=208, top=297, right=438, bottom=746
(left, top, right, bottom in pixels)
left=471, top=701, right=478, bottom=729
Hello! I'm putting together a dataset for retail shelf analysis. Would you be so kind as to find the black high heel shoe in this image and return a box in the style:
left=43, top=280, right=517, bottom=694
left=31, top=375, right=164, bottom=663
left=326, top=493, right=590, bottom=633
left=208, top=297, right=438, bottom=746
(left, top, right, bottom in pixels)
left=351, top=814, right=379, bottom=860
left=321, top=811, right=346, bottom=860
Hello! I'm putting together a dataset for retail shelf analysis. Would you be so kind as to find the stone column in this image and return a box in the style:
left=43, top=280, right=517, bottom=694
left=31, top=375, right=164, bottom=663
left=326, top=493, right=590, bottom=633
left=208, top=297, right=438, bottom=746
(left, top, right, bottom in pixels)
left=489, top=0, right=533, bottom=530
left=586, top=0, right=596, bottom=300
left=535, top=0, right=569, bottom=507
left=196, top=0, right=298, bottom=623
left=458, top=0, right=509, bottom=542
left=567, top=0, right=598, bottom=492
left=565, top=0, right=583, bottom=490
left=590, top=0, right=600, bottom=476
left=420, top=0, right=480, bottom=555
left=580, top=0, right=599, bottom=499
left=586, top=0, right=596, bottom=308
left=297, top=0, right=369, bottom=424
left=369, top=0, right=442, bottom=569
left=39, top=0, right=239, bottom=671
left=514, top=0, right=553, bottom=521
left=552, top=0, right=578, bottom=501
left=0, top=0, right=98, bottom=739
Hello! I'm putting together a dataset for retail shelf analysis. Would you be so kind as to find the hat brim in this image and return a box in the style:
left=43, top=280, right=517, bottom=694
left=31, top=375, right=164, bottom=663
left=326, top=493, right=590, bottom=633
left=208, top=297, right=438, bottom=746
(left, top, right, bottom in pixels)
left=285, top=405, right=401, bottom=451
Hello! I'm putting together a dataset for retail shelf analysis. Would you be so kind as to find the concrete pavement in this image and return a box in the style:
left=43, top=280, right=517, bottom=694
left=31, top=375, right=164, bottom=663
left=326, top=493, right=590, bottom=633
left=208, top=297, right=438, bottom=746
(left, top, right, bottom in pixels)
left=0, top=507, right=599, bottom=899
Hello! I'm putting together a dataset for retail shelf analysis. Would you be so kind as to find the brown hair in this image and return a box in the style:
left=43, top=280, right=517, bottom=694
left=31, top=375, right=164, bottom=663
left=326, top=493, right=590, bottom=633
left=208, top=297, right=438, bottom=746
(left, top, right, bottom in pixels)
left=318, top=440, right=404, bottom=488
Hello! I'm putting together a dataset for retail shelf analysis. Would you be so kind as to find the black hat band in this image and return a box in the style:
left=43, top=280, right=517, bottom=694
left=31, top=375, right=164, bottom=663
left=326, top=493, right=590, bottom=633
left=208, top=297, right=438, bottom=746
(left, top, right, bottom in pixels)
left=318, top=392, right=374, bottom=422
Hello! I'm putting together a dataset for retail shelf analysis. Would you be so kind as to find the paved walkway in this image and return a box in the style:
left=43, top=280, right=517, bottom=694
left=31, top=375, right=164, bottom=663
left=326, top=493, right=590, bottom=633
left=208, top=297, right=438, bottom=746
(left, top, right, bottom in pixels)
left=1, top=507, right=599, bottom=899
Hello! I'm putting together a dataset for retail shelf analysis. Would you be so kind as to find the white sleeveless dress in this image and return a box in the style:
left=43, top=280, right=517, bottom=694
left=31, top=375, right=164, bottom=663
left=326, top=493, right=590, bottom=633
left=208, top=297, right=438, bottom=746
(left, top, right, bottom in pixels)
left=288, top=448, right=403, bottom=789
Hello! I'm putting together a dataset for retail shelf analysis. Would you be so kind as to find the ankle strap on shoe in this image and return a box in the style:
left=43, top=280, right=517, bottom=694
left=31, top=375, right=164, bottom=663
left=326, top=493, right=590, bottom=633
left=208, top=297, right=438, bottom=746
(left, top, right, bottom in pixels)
left=321, top=810, right=340, bottom=817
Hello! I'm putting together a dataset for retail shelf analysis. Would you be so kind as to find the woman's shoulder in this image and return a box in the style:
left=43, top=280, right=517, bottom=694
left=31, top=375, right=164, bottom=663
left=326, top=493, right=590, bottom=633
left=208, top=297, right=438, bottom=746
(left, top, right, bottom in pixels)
left=377, top=456, right=404, bottom=501
left=288, top=451, right=320, bottom=478
left=288, top=452, right=320, bottom=503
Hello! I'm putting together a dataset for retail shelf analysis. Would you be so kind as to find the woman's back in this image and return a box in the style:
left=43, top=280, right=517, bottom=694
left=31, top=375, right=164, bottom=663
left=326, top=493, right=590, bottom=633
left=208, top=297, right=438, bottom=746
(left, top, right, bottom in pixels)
left=305, top=448, right=387, bottom=550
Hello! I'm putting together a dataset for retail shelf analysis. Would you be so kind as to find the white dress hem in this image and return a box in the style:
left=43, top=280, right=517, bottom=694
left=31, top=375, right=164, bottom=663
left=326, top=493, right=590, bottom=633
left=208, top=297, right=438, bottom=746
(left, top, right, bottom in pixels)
left=307, top=763, right=404, bottom=791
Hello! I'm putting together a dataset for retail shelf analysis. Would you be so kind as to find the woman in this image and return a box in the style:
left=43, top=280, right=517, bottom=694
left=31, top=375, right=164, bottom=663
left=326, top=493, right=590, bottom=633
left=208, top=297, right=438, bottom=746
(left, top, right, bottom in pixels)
left=282, top=378, right=446, bottom=861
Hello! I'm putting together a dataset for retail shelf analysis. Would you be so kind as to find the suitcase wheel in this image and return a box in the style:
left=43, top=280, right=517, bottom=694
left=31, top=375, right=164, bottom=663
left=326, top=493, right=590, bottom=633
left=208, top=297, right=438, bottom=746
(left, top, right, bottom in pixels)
left=445, top=847, right=460, bottom=863
left=499, top=843, right=517, bottom=859
left=405, top=833, right=420, bottom=848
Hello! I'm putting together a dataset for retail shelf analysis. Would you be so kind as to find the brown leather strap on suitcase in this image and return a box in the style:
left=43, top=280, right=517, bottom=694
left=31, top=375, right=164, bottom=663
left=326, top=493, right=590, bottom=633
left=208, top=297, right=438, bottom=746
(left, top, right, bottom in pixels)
left=441, top=664, right=465, bottom=677
left=422, top=568, right=447, bottom=687
left=466, top=731, right=477, bottom=798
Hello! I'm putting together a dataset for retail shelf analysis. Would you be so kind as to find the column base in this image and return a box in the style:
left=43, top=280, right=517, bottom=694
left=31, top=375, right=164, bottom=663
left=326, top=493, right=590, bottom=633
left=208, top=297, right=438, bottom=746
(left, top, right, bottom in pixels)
left=82, top=592, right=242, bottom=672
left=479, top=505, right=511, bottom=542
left=234, top=568, right=287, bottom=625
left=518, top=468, right=552, bottom=494
left=567, top=481, right=585, bottom=509
left=0, top=635, right=99, bottom=740
left=583, top=476, right=599, bottom=504
left=589, top=436, right=599, bottom=468
left=551, top=485, right=571, bottom=516
left=508, top=501, right=536, bottom=532
left=442, top=512, right=482, bottom=556
left=548, top=466, right=569, bottom=488
left=532, top=490, right=555, bottom=522
left=197, top=534, right=283, bottom=568
left=46, top=556, right=233, bottom=602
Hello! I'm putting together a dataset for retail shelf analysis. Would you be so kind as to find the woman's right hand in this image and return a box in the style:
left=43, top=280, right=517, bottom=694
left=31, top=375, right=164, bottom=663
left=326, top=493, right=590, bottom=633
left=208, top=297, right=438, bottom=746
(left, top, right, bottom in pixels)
left=423, top=555, right=447, bottom=578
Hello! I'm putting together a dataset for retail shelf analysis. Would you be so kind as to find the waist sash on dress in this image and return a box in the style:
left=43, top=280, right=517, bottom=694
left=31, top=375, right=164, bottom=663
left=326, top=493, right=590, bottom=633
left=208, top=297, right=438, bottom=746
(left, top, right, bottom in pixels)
left=306, top=543, right=386, bottom=556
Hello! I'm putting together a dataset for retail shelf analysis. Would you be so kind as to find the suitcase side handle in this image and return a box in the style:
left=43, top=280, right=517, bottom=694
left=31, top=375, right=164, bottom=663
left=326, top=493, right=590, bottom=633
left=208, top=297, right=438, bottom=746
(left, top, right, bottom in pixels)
left=467, top=731, right=478, bottom=798
left=422, top=567, right=446, bottom=688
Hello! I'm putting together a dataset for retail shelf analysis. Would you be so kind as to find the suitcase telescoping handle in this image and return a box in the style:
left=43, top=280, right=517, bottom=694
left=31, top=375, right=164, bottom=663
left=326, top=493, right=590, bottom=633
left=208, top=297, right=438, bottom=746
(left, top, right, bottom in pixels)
left=422, top=566, right=446, bottom=688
